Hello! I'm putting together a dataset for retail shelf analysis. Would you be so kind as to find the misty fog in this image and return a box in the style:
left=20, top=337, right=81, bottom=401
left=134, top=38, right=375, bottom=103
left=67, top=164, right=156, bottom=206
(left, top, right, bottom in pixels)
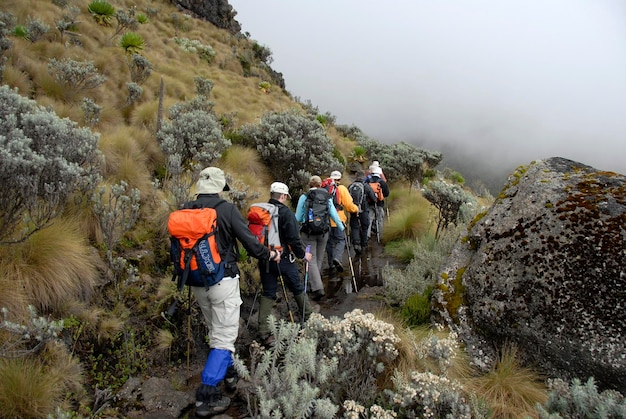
left=229, top=0, right=626, bottom=189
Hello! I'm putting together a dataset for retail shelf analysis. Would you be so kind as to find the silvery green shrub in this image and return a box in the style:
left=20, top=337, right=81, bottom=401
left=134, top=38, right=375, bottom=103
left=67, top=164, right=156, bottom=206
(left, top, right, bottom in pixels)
left=536, top=377, right=626, bottom=419
left=0, top=305, right=64, bottom=357
left=383, top=226, right=461, bottom=307
left=0, top=12, right=15, bottom=80
left=25, top=16, right=49, bottom=42
left=386, top=142, right=443, bottom=186
left=234, top=317, right=339, bottom=418
left=127, top=54, right=152, bottom=84
left=157, top=105, right=230, bottom=207
left=0, top=85, right=101, bottom=244
left=302, top=309, right=401, bottom=407
left=384, top=370, right=472, bottom=418
left=47, top=57, right=106, bottom=102
left=239, top=109, right=341, bottom=193
left=81, top=97, right=101, bottom=126
left=422, top=180, right=477, bottom=238
left=125, top=82, right=142, bottom=105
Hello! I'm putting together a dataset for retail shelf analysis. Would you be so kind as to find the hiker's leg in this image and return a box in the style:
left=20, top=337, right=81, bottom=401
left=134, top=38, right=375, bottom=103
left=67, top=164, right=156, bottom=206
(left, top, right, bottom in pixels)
left=366, top=207, right=376, bottom=238
left=294, top=292, right=312, bottom=322
left=360, top=210, right=371, bottom=248
left=191, top=285, right=213, bottom=330
left=301, top=233, right=323, bottom=293
left=349, top=214, right=360, bottom=246
left=194, top=276, right=241, bottom=415
left=333, top=228, right=346, bottom=261
left=205, top=276, right=242, bottom=353
left=377, top=205, right=385, bottom=232
left=279, top=257, right=304, bottom=296
left=325, top=227, right=338, bottom=265
left=316, top=232, right=329, bottom=276
left=258, top=264, right=278, bottom=339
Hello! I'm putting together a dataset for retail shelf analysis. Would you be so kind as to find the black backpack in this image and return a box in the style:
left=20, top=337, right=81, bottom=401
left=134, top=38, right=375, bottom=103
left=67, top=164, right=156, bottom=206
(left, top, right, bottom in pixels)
left=348, top=181, right=365, bottom=213
left=301, top=188, right=331, bottom=235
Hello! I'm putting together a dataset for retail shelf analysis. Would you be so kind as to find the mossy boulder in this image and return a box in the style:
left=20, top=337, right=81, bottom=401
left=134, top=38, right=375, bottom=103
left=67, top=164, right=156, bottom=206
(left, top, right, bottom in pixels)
left=434, top=157, right=626, bottom=392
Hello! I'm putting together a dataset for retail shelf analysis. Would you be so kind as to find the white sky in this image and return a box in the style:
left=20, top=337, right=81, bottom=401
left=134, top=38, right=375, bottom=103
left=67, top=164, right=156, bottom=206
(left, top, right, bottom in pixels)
left=228, top=0, right=626, bottom=177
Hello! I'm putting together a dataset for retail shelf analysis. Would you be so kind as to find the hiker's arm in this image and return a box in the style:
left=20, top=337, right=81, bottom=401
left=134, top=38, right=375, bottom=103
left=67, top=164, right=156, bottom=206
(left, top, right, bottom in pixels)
left=328, top=200, right=344, bottom=231
left=294, top=195, right=306, bottom=223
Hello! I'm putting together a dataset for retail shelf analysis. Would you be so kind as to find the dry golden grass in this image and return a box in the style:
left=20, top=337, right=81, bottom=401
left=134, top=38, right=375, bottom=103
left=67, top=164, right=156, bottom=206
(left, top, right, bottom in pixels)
left=464, top=343, right=547, bottom=418
left=2, top=65, right=31, bottom=94
left=0, top=260, right=29, bottom=319
left=97, top=315, right=125, bottom=343
left=220, top=144, right=271, bottom=195
left=98, top=126, right=155, bottom=196
left=0, top=357, right=65, bottom=418
left=0, top=218, right=99, bottom=313
left=383, top=186, right=434, bottom=241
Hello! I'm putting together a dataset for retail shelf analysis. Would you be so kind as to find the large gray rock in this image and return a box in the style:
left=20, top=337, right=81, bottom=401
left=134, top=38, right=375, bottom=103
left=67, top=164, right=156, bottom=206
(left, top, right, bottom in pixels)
left=171, top=0, right=241, bottom=33
left=434, top=157, right=626, bottom=392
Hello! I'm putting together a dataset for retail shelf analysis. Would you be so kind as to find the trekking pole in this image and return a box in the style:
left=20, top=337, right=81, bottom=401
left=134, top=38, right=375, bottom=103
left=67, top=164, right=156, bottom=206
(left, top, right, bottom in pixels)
left=275, top=261, right=295, bottom=323
left=186, top=285, right=192, bottom=384
left=302, top=245, right=310, bottom=326
left=245, top=285, right=261, bottom=331
left=345, top=226, right=358, bottom=293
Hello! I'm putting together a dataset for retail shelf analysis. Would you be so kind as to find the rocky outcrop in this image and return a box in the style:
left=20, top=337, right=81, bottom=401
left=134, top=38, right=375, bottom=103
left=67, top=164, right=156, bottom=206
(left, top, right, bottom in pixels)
left=171, top=0, right=241, bottom=33
left=434, top=157, right=626, bottom=392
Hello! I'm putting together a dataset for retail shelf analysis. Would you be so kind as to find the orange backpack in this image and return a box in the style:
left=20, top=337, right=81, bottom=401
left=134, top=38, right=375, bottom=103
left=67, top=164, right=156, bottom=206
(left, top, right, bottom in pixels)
left=167, top=202, right=226, bottom=290
left=369, top=181, right=384, bottom=202
left=247, top=203, right=282, bottom=251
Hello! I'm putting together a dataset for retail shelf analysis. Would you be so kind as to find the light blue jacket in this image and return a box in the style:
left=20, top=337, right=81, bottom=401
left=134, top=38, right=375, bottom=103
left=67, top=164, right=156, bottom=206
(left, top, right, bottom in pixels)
left=295, top=188, right=344, bottom=231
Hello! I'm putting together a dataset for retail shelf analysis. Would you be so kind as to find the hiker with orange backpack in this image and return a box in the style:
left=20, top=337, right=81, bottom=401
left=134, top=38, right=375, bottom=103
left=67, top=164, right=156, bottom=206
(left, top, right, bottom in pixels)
left=251, top=182, right=312, bottom=346
left=365, top=166, right=390, bottom=241
left=323, top=171, right=359, bottom=273
left=175, top=167, right=277, bottom=417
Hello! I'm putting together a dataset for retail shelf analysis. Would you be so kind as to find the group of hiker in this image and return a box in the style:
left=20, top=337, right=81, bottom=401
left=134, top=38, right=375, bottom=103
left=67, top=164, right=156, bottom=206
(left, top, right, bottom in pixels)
left=167, top=163, right=389, bottom=417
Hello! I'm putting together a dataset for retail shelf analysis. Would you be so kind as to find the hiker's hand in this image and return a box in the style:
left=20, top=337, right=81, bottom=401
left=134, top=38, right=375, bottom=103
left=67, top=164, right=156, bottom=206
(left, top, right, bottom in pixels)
left=304, top=252, right=312, bottom=263
left=269, top=249, right=281, bottom=263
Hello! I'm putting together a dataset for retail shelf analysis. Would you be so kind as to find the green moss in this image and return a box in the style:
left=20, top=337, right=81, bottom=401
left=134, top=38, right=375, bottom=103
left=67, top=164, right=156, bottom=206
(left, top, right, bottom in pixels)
left=468, top=210, right=487, bottom=231
left=435, top=267, right=466, bottom=324
left=401, top=286, right=433, bottom=326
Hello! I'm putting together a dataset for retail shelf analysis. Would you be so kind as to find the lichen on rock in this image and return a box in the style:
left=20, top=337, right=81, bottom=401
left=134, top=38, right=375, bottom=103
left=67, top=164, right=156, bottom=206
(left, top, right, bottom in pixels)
left=434, top=157, right=626, bottom=392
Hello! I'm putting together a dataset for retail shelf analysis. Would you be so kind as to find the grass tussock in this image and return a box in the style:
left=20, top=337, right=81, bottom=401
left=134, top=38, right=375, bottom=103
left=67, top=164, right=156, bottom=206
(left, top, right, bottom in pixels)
left=464, top=343, right=547, bottom=418
left=220, top=145, right=270, bottom=193
left=0, top=356, right=66, bottom=418
left=0, top=217, right=99, bottom=313
left=383, top=189, right=433, bottom=242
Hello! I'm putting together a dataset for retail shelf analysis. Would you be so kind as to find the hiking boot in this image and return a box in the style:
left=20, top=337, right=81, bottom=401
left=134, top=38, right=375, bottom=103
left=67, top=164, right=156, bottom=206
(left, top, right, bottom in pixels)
left=333, top=258, right=344, bottom=272
left=195, top=384, right=230, bottom=417
left=353, top=244, right=362, bottom=255
left=224, top=365, right=238, bottom=393
left=311, top=289, right=325, bottom=301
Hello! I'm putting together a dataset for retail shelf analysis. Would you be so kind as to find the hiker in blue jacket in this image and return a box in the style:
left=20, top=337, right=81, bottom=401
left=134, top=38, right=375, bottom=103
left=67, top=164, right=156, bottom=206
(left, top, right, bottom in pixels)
left=183, top=167, right=276, bottom=417
left=257, top=182, right=312, bottom=345
left=295, top=175, right=344, bottom=300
